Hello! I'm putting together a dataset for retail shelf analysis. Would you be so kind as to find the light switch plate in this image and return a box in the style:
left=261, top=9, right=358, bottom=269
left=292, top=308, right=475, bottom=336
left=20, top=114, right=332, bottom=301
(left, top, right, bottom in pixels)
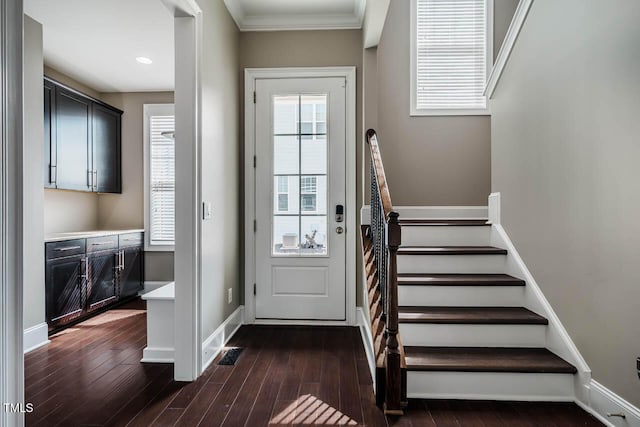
left=203, top=201, right=212, bottom=220
left=227, top=288, right=233, bottom=304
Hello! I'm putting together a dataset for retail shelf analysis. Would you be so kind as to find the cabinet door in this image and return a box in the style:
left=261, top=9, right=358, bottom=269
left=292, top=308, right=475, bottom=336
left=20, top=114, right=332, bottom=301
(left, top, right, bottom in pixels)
left=55, top=87, right=91, bottom=191
left=92, top=103, right=121, bottom=193
left=87, top=251, right=118, bottom=311
left=45, top=256, right=85, bottom=325
left=119, top=247, right=144, bottom=298
left=44, top=80, right=57, bottom=188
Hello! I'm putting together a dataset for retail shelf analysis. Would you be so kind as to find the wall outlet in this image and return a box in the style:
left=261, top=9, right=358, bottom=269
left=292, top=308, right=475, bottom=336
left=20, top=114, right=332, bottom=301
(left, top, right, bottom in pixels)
left=228, top=288, right=232, bottom=304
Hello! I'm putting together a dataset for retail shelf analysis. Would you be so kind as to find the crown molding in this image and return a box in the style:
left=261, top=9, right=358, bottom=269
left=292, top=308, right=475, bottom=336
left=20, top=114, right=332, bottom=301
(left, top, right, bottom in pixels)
left=224, top=0, right=365, bottom=32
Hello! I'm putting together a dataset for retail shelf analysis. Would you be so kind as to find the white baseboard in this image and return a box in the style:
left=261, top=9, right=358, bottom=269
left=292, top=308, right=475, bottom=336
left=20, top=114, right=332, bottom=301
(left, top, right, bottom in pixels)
left=201, top=305, right=244, bottom=372
left=577, top=380, right=640, bottom=427
left=356, top=307, right=376, bottom=386
left=23, top=322, right=49, bottom=354
left=361, top=205, right=489, bottom=224
left=141, top=347, right=174, bottom=363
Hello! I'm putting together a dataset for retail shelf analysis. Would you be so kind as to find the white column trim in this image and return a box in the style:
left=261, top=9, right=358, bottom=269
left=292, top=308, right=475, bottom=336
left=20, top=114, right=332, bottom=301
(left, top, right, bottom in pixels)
left=162, top=0, right=203, bottom=382
left=23, top=323, right=49, bottom=354
left=1, top=0, right=24, bottom=425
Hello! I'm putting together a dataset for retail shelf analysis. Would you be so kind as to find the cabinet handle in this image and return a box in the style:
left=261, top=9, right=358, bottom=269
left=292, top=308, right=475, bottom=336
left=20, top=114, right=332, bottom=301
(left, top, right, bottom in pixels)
left=54, top=246, right=81, bottom=252
left=91, top=241, right=112, bottom=246
left=81, top=257, right=88, bottom=280
left=50, top=165, right=57, bottom=184
left=120, top=251, right=125, bottom=270
left=93, top=170, right=98, bottom=191
left=87, top=170, right=92, bottom=188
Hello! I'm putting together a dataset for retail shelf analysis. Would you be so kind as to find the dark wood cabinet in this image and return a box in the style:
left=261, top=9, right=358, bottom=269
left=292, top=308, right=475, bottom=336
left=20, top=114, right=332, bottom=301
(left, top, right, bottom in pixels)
left=45, top=232, right=144, bottom=331
left=119, top=246, right=144, bottom=298
left=44, top=77, right=122, bottom=193
left=92, top=104, right=122, bottom=193
left=45, top=240, right=87, bottom=326
left=87, top=251, right=118, bottom=312
left=55, top=87, right=92, bottom=191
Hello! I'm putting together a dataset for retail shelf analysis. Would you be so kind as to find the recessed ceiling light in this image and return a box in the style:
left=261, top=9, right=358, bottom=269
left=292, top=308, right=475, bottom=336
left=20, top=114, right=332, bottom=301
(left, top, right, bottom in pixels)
left=136, top=56, right=153, bottom=65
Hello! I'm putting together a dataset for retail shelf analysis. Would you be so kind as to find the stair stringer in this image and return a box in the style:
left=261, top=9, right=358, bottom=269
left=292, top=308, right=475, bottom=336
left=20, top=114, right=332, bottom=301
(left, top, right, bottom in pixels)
left=488, top=192, right=591, bottom=403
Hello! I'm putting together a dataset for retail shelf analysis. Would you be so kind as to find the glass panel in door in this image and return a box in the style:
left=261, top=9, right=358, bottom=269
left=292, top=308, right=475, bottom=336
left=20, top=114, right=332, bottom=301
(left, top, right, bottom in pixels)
left=272, top=94, right=328, bottom=256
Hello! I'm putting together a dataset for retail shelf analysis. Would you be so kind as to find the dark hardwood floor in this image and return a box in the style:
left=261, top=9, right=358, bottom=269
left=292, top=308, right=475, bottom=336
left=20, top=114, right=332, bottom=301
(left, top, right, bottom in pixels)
left=25, top=300, right=603, bottom=426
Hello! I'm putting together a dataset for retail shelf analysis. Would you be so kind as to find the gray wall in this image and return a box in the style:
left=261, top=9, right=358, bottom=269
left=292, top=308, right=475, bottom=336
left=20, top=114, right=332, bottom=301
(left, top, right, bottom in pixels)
left=24, top=16, right=45, bottom=330
left=376, top=0, right=490, bottom=206
left=198, top=0, right=241, bottom=340
left=491, top=0, right=640, bottom=407
left=99, top=92, right=175, bottom=281
left=374, top=0, right=517, bottom=206
left=239, top=29, right=365, bottom=306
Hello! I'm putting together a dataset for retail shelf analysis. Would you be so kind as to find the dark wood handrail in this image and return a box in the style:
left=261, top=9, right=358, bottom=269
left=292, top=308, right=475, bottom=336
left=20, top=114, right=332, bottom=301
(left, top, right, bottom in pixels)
left=366, top=129, right=403, bottom=415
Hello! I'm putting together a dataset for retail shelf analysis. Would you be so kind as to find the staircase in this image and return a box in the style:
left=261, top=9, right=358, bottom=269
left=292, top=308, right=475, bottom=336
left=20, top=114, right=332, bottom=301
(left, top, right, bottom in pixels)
left=363, top=130, right=577, bottom=413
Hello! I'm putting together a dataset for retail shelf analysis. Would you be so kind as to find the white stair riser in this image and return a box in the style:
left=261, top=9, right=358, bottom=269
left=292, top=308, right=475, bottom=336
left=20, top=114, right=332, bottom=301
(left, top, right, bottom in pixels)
left=401, top=226, right=491, bottom=246
left=401, top=323, right=546, bottom=347
left=399, top=285, right=524, bottom=307
left=407, top=371, right=574, bottom=401
left=398, top=254, right=507, bottom=274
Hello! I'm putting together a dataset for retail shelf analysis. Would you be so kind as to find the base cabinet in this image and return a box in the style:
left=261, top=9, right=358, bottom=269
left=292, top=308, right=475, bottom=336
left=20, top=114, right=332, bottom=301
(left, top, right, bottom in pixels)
left=45, top=254, right=85, bottom=324
left=45, top=232, right=144, bottom=331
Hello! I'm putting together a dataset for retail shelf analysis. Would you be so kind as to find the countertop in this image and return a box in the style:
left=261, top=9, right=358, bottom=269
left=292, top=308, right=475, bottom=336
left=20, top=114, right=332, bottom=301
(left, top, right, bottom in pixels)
left=45, top=229, right=144, bottom=243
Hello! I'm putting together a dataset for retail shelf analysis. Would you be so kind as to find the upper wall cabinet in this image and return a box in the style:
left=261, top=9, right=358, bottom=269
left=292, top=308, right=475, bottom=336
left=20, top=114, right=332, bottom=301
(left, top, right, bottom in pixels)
left=44, top=77, right=122, bottom=193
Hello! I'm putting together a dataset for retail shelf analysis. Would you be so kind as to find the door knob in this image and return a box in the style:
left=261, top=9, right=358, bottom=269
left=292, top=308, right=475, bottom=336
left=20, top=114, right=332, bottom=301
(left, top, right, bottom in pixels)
left=336, top=226, right=344, bottom=234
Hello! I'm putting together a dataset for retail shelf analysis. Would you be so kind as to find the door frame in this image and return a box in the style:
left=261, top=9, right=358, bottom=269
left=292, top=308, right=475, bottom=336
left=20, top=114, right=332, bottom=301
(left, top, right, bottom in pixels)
left=1, top=0, right=24, bottom=425
left=244, top=67, right=357, bottom=326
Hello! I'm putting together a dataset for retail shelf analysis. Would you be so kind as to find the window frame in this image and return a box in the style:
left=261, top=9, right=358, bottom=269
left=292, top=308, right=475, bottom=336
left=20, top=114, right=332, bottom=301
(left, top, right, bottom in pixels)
left=144, top=103, right=176, bottom=252
left=410, top=0, right=494, bottom=117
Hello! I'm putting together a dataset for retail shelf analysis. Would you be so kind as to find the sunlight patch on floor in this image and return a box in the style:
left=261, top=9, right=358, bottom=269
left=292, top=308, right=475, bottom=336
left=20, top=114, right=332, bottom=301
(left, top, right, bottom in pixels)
left=79, top=309, right=145, bottom=326
left=269, top=394, right=358, bottom=425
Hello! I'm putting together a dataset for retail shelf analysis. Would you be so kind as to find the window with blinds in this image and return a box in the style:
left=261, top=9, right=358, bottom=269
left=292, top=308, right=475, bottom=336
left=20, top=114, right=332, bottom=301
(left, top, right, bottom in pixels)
left=411, top=0, right=491, bottom=115
left=144, top=104, right=175, bottom=249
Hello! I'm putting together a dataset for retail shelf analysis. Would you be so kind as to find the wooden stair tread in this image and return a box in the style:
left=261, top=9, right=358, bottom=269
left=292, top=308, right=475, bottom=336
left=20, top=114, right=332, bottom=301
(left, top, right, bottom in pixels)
left=399, top=219, right=490, bottom=226
left=398, top=273, right=525, bottom=286
left=399, top=306, right=548, bottom=324
left=398, top=246, right=507, bottom=255
left=404, top=347, right=577, bottom=374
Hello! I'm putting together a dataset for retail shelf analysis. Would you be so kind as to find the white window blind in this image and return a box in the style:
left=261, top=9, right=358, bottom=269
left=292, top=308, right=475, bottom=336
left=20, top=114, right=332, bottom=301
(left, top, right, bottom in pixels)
left=413, top=0, right=489, bottom=113
left=145, top=104, right=175, bottom=248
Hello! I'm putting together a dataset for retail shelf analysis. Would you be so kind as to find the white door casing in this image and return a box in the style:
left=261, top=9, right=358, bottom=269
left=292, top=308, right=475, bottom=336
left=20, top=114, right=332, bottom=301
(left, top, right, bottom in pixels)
left=244, top=67, right=356, bottom=325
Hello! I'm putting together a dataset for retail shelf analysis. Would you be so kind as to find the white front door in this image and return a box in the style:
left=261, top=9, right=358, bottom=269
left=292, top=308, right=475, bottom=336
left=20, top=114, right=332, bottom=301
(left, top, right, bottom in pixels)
left=254, top=77, right=347, bottom=320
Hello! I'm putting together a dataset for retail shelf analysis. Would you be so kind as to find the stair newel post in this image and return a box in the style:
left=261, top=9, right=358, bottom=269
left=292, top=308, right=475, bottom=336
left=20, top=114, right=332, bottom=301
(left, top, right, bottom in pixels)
left=385, top=211, right=403, bottom=415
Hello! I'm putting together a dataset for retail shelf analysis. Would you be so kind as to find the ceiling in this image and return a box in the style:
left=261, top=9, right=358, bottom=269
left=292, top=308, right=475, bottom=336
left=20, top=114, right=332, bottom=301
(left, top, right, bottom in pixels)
left=224, top=0, right=366, bottom=31
left=25, top=0, right=174, bottom=93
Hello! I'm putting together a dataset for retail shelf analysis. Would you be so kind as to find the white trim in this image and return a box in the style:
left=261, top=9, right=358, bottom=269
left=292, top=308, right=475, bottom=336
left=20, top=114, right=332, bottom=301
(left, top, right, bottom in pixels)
left=488, top=192, right=501, bottom=224
left=356, top=307, right=376, bottom=386
left=576, top=380, right=640, bottom=427
left=484, top=0, right=534, bottom=98
left=362, top=0, right=391, bottom=49
left=162, top=0, right=203, bottom=382
left=143, top=103, right=175, bottom=252
left=1, top=0, right=24, bottom=425
left=410, top=0, right=494, bottom=117
left=201, top=306, right=244, bottom=372
left=360, top=205, right=489, bottom=225
left=243, top=67, right=357, bottom=327
left=23, top=323, right=49, bottom=354
left=223, top=0, right=365, bottom=32
left=141, top=347, right=175, bottom=363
